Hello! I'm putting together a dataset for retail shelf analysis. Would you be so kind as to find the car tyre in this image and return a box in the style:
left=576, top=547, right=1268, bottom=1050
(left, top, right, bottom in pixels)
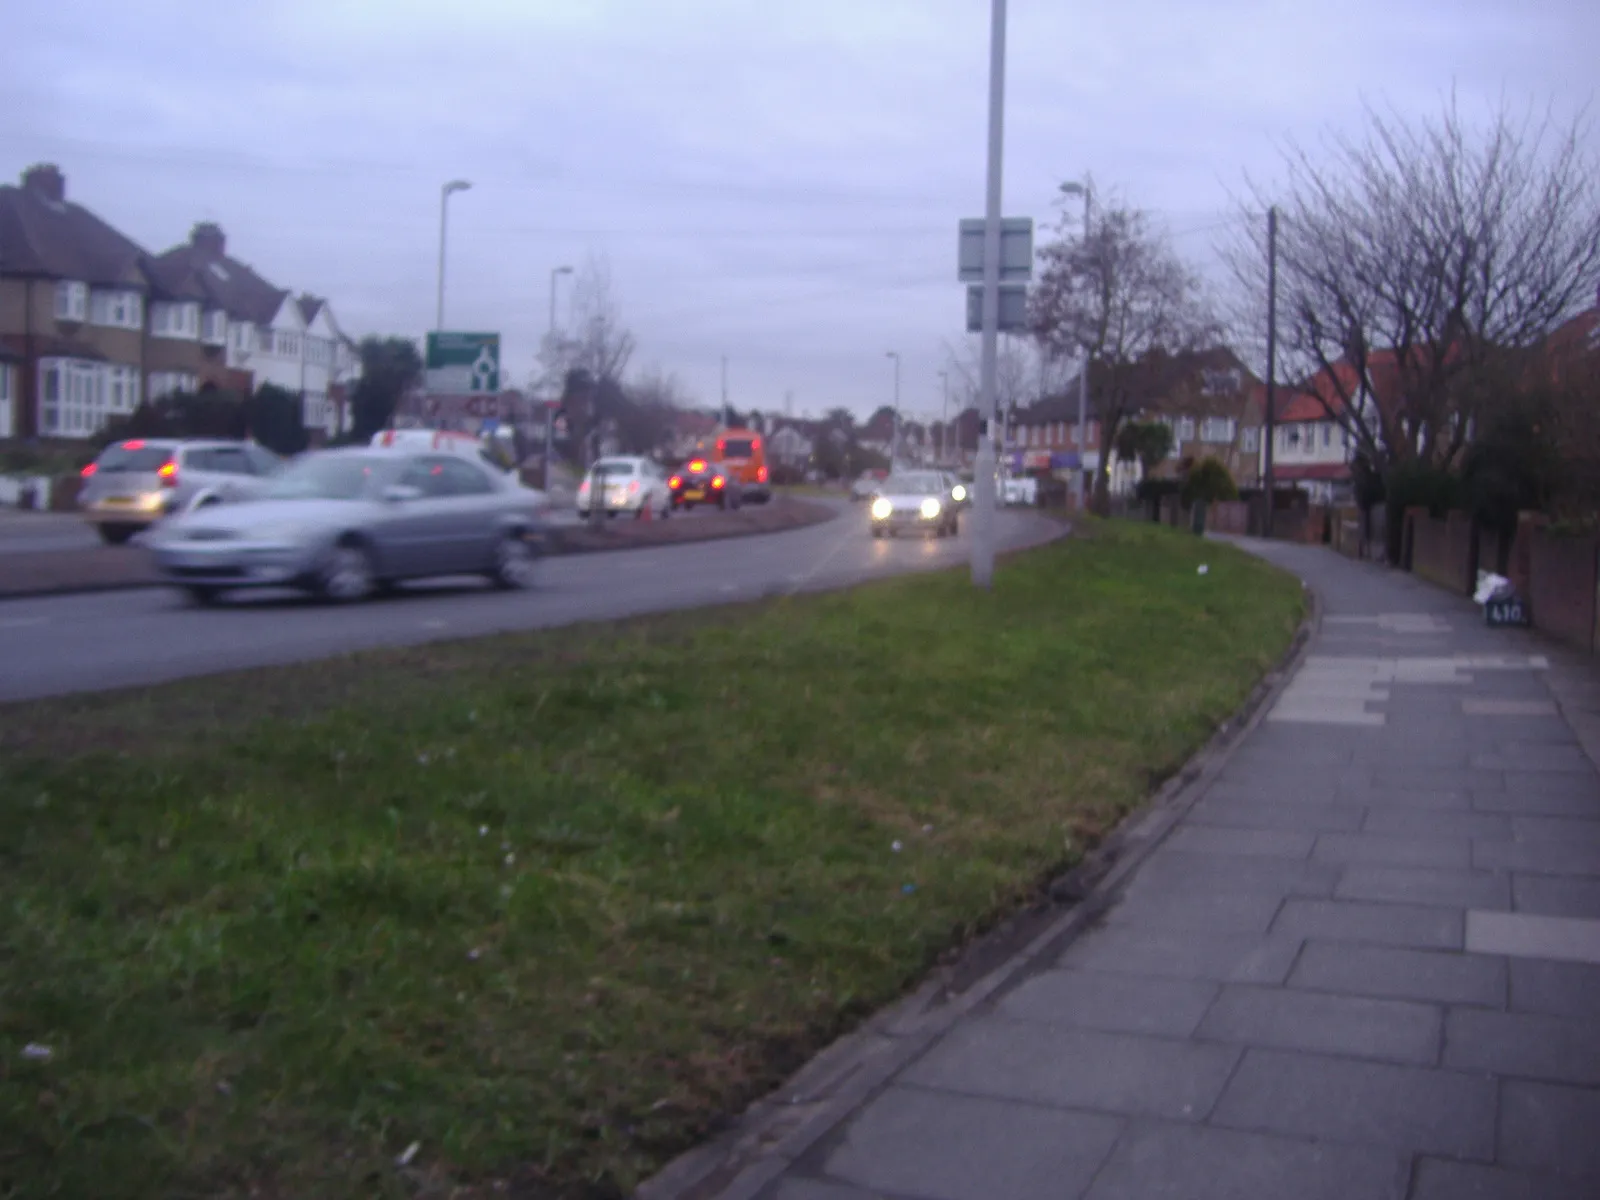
left=316, top=541, right=376, bottom=603
left=97, top=524, right=137, bottom=546
left=490, top=530, right=538, bottom=590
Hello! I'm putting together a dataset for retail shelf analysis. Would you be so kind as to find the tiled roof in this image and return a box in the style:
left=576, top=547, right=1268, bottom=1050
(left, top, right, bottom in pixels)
left=146, top=224, right=289, bottom=324
left=0, top=167, right=148, bottom=289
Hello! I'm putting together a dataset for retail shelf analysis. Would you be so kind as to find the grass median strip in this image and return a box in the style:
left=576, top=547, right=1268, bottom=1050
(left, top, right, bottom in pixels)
left=0, top=521, right=1303, bottom=1198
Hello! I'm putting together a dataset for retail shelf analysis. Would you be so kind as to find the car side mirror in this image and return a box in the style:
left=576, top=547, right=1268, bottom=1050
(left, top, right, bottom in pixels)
left=383, top=484, right=423, bottom=503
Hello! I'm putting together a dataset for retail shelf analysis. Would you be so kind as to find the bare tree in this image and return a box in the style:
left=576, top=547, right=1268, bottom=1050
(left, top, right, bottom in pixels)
left=1226, top=98, right=1600, bottom=477
left=1030, top=197, right=1218, bottom=511
left=537, top=254, right=637, bottom=399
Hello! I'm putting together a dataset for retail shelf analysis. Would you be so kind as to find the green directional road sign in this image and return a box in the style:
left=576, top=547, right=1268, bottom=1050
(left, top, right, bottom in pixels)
left=425, top=331, right=500, bottom=394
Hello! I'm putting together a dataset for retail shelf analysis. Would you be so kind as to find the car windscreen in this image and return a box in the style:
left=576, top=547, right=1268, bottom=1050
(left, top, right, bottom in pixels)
left=884, top=475, right=944, bottom=495
left=721, top=439, right=754, bottom=458
left=95, top=444, right=173, bottom=473
left=262, top=456, right=383, bottom=501
left=592, top=460, right=637, bottom=476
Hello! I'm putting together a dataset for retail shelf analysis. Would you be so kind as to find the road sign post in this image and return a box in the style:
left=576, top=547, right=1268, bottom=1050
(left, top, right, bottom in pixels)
left=425, top=331, right=501, bottom=395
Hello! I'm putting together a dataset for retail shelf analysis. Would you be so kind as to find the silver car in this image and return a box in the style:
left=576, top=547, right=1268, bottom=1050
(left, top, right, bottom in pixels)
left=868, top=471, right=961, bottom=538
left=146, top=448, right=548, bottom=604
left=79, top=438, right=283, bottom=544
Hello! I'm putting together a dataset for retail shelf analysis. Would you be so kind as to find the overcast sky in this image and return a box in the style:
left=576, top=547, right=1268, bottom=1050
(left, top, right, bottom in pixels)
left=4, top=0, right=1595, bottom=419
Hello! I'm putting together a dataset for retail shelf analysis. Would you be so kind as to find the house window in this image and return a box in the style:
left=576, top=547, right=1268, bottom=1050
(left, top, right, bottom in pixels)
left=148, top=371, right=198, bottom=401
left=37, top=358, right=108, bottom=438
left=277, top=332, right=302, bottom=358
left=151, top=302, right=201, bottom=339
left=1280, top=426, right=1302, bottom=451
left=202, top=310, right=228, bottom=345
left=0, top=364, right=12, bottom=438
left=258, top=327, right=276, bottom=353
left=54, top=281, right=88, bottom=322
left=104, top=365, right=140, bottom=414
left=1175, top=416, right=1196, bottom=444
left=303, top=391, right=330, bottom=432
left=89, top=290, right=143, bottom=330
left=1321, top=423, right=1334, bottom=449
left=1240, top=427, right=1260, bottom=453
left=1200, top=417, right=1236, bottom=444
left=1201, top=368, right=1242, bottom=396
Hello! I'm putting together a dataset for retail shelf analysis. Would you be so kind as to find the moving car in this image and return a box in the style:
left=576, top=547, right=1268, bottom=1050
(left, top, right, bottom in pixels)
left=575, top=456, right=673, bottom=520
left=78, top=438, right=283, bottom=544
left=708, top=428, right=770, bottom=503
left=370, top=427, right=514, bottom=473
left=867, top=471, right=961, bottom=539
left=146, top=447, right=547, bottom=604
left=668, top=458, right=742, bottom=510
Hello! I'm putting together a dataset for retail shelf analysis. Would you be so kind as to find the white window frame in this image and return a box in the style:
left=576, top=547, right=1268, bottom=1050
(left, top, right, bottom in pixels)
left=1199, top=417, right=1235, bottom=444
left=89, top=290, right=143, bottom=330
left=54, top=281, right=88, bottom=322
left=37, top=357, right=109, bottom=438
left=148, top=371, right=198, bottom=401
left=1240, top=426, right=1260, bottom=453
left=1175, top=416, right=1196, bottom=444
left=303, top=390, right=331, bottom=432
left=151, top=302, right=201, bottom=340
left=202, top=310, right=228, bottom=345
left=0, top=363, right=13, bottom=438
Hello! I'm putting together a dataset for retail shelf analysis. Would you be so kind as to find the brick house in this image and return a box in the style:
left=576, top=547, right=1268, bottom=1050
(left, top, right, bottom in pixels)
left=0, top=164, right=150, bottom=439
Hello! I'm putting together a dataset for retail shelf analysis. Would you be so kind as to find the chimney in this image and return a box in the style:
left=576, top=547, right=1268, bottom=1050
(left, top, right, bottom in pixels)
left=21, top=164, right=65, bottom=203
left=191, top=222, right=225, bottom=257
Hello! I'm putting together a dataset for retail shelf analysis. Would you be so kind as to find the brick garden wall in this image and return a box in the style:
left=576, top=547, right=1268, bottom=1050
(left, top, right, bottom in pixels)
left=1527, top=527, right=1598, bottom=653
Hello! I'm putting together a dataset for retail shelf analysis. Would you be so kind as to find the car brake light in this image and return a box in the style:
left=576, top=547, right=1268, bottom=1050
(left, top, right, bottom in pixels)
left=668, top=475, right=682, bottom=489
left=122, top=440, right=145, bottom=450
left=689, top=459, right=706, bottom=472
left=757, top=465, right=768, bottom=483
left=628, top=480, right=640, bottom=494
left=80, top=462, right=97, bottom=479
left=158, top=461, right=178, bottom=487
left=711, top=475, right=725, bottom=489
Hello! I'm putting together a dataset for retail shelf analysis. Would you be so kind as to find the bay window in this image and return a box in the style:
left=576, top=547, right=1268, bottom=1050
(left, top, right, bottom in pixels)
left=151, top=302, right=201, bottom=339
left=148, top=371, right=198, bottom=400
left=38, top=358, right=107, bottom=437
left=202, top=310, right=228, bottom=345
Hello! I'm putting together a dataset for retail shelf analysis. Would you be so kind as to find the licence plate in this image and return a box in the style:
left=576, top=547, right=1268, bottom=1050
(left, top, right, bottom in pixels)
left=683, top=489, right=705, bottom=502
left=102, top=496, right=135, bottom=506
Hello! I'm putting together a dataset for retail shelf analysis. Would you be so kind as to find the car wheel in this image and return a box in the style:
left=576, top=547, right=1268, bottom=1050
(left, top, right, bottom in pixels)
left=97, top=524, right=137, bottom=546
left=490, top=531, right=538, bottom=590
left=316, top=541, right=376, bottom=603
left=183, top=585, right=222, bottom=606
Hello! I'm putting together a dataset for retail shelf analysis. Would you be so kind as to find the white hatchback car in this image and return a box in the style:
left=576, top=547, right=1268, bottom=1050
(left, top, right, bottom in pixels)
left=576, top=456, right=673, bottom=519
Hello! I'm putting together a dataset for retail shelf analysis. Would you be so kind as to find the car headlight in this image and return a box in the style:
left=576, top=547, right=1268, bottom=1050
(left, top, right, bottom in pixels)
left=920, top=498, right=941, bottom=519
left=951, top=484, right=967, bottom=502
left=871, top=497, right=893, bottom=521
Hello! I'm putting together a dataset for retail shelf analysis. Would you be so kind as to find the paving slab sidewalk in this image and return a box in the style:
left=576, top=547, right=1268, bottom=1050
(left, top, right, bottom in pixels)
left=696, top=539, right=1600, bottom=1200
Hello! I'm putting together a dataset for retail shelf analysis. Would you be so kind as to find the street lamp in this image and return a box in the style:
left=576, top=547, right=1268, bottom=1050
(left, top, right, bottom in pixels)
left=970, top=0, right=1008, bottom=588
left=885, top=351, right=901, bottom=466
left=544, top=265, right=574, bottom=491
left=1060, top=178, right=1092, bottom=510
left=436, top=179, right=472, bottom=330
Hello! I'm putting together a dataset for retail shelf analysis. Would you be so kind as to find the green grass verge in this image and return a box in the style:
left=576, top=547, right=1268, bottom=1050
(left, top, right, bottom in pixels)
left=0, top=521, right=1303, bottom=1199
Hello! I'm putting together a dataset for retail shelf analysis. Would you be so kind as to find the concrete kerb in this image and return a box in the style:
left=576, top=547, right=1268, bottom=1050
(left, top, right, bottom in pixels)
left=637, top=578, right=1324, bottom=1200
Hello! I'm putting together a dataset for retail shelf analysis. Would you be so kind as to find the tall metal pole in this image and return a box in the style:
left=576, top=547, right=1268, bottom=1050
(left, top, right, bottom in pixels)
left=886, top=351, right=901, bottom=466
left=971, top=0, right=1007, bottom=588
left=435, top=181, right=471, bottom=330
left=1074, top=183, right=1092, bottom=511
left=1263, top=205, right=1279, bottom=539
left=721, top=355, right=730, bottom=425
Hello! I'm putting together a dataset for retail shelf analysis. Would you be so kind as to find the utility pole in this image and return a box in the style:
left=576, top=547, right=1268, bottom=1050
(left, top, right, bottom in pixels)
left=939, top=369, right=950, bottom=465
left=721, top=356, right=730, bottom=425
left=435, top=179, right=471, bottom=330
left=1060, top=178, right=1093, bottom=510
left=1263, top=205, right=1278, bottom=539
left=971, top=0, right=1007, bottom=588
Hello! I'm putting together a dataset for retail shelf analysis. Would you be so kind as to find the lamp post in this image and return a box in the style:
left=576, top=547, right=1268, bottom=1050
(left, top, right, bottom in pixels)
left=544, top=265, right=574, bottom=491
left=885, top=351, right=901, bottom=466
left=1060, top=178, right=1092, bottom=511
left=970, top=0, right=1008, bottom=588
left=435, top=179, right=472, bottom=330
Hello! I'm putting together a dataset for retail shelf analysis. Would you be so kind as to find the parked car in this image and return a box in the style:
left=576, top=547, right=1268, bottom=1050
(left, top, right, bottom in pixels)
left=867, top=471, right=961, bottom=538
left=668, top=458, right=742, bottom=510
left=850, top=468, right=889, bottom=501
left=575, top=456, right=673, bottom=520
left=707, top=427, right=771, bottom=503
left=146, top=447, right=548, bottom=605
left=78, top=438, right=283, bottom=545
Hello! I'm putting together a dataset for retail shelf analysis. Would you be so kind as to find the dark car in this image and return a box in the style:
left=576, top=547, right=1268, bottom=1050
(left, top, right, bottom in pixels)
left=668, top=457, right=743, bottom=511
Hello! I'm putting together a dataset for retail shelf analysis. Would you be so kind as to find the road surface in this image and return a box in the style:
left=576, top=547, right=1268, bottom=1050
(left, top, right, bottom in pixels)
left=0, top=504, right=1063, bottom=702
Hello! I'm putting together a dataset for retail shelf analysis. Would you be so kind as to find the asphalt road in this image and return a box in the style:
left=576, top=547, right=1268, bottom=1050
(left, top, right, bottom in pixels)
left=0, top=503, right=1063, bottom=702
